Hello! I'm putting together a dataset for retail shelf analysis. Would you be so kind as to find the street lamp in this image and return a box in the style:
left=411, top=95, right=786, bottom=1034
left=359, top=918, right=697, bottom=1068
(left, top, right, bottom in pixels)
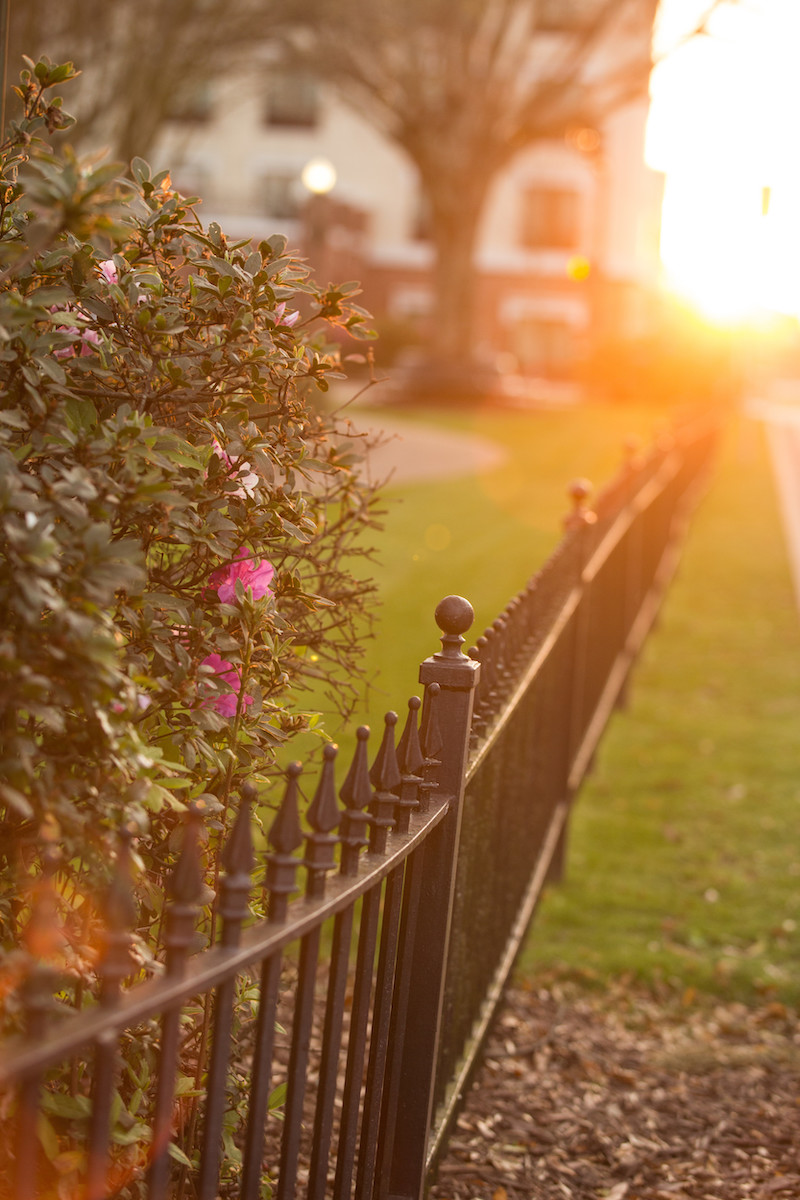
left=301, top=158, right=337, bottom=278
left=301, top=157, right=337, bottom=197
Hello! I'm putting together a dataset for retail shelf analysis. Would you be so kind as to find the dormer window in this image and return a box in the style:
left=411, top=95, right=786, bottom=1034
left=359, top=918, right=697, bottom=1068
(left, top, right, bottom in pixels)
left=264, top=72, right=319, bottom=129
left=260, top=173, right=301, bottom=220
left=520, top=186, right=580, bottom=250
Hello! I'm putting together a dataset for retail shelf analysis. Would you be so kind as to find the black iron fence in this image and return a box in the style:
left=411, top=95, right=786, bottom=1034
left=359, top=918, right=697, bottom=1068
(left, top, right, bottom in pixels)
left=0, top=410, right=719, bottom=1200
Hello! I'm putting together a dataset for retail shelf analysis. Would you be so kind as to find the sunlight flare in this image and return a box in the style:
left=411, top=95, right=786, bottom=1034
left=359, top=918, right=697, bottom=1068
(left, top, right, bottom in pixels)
left=646, top=0, right=800, bottom=322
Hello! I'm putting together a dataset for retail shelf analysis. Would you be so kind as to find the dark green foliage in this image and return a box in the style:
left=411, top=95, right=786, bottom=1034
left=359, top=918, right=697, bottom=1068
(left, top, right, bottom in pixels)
left=0, top=57, right=381, bottom=958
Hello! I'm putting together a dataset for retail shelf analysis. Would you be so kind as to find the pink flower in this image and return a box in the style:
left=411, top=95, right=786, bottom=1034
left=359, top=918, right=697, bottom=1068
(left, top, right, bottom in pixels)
left=79, top=329, right=102, bottom=356
left=274, top=302, right=300, bottom=328
left=209, top=548, right=275, bottom=604
left=51, top=307, right=102, bottom=360
left=99, top=259, right=119, bottom=285
left=53, top=326, right=101, bottom=360
left=210, top=440, right=259, bottom=498
left=199, top=652, right=253, bottom=718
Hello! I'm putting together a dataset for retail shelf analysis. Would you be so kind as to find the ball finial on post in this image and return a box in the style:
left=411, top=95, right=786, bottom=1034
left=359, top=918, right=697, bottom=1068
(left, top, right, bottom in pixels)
left=434, top=595, right=474, bottom=659
left=564, top=478, right=597, bottom=530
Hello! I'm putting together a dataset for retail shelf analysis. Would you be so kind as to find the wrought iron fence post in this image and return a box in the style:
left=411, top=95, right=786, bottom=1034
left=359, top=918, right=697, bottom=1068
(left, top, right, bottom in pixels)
left=380, top=596, right=479, bottom=1200
left=550, top=479, right=597, bottom=884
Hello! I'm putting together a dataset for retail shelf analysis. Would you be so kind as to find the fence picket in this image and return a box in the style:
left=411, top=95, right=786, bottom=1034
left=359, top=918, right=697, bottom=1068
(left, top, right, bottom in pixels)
left=0, top=411, right=720, bottom=1200
left=87, top=827, right=137, bottom=1200
left=198, top=789, right=256, bottom=1200
left=241, top=772, right=303, bottom=1199
left=278, top=745, right=342, bottom=1200
left=355, top=709, right=422, bottom=1199
left=149, top=807, right=206, bottom=1198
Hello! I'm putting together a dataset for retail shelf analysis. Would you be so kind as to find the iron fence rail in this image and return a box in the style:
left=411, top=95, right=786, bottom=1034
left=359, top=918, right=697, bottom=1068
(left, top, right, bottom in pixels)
left=425, top=413, right=720, bottom=1168
left=0, top=409, right=720, bottom=1200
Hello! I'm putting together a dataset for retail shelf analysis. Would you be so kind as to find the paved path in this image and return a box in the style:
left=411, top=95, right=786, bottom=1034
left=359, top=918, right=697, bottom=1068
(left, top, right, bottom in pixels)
left=348, top=411, right=507, bottom=483
left=747, top=393, right=800, bottom=610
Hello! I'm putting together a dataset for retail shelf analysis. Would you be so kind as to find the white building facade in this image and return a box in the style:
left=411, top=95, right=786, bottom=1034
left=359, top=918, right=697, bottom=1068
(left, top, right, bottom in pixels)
left=153, top=60, right=664, bottom=379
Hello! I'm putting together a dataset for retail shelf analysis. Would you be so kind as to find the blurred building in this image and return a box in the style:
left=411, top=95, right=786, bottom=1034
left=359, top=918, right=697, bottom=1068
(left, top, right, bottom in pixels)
left=153, top=50, right=663, bottom=381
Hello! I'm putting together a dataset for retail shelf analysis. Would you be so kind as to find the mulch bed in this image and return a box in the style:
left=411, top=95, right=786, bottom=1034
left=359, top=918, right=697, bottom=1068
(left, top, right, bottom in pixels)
left=430, top=981, right=800, bottom=1200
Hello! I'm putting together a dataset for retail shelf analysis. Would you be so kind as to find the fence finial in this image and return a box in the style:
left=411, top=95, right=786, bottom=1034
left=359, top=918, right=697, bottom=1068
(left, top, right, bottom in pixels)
left=369, top=712, right=400, bottom=852
left=564, top=477, right=597, bottom=530
left=269, top=763, right=303, bottom=854
left=164, top=805, right=206, bottom=976
left=266, top=763, right=303, bottom=922
left=397, top=695, right=424, bottom=778
left=420, top=680, right=443, bottom=767
left=307, top=742, right=340, bottom=834
left=433, top=594, right=474, bottom=659
left=340, top=725, right=373, bottom=874
left=369, top=710, right=401, bottom=792
left=394, top=696, right=424, bottom=833
left=305, top=743, right=340, bottom=898
left=222, top=784, right=256, bottom=879
left=169, top=803, right=206, bottom=906
left=219, top=786, right=256, bottom=942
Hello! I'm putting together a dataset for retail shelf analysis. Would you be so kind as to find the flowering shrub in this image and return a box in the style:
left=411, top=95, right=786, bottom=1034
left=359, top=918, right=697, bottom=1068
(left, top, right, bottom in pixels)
left=0, top=58, right=383, bottom=961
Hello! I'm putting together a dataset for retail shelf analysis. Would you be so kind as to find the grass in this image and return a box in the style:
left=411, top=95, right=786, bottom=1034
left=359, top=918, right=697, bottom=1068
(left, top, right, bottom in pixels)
left=308, top=397, right=800, bottom=1006
left=338, top=398, right=683, bottom=731
left=517, top=412, right=800, bottom=1005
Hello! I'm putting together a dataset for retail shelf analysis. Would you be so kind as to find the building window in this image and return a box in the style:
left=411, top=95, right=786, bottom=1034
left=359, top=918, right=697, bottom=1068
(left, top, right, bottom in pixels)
left=514, top=317, right=576, bottom=376
left=166, top=83, right=213, bottom=124
left=261, top=173, right=300, bottom=220
left=520, top=187, right=580, bottom=250
left=537, top=0, right=589, bottom=31
left=264, top=72, right=319, bottom=128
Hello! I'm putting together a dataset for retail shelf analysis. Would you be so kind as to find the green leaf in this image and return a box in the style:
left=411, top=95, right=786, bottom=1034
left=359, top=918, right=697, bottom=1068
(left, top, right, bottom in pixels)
left=32, top=355, right=67, bottom=385
left=0, top=783, right=33, bottom=818
left=111, top=1121, right=152, bottom=1146
left=131, top=157, right=152, bottom=185
left=0, top=408, right=29, bottom=429
left=37, top=1113, right=60, bottom=1162
left=63, top=397, right=98, bottom=434
left=40, top=1092, right=91, bottom=1121
left=168, top=1143, right=195, bottom=1168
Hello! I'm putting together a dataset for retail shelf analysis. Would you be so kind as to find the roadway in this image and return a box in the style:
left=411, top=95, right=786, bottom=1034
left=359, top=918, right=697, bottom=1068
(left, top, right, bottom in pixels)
left=747, top=389, right=800, bottom=610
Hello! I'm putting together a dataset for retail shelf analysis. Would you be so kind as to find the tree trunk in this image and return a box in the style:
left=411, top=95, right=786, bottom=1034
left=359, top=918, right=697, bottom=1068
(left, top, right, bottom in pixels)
left=427, top=176, right=490, bottom=365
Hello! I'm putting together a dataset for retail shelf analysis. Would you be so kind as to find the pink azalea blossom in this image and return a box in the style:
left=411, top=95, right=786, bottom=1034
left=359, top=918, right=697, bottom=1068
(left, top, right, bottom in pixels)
left=209, top=548, right=275, bottom=604
left=99, top=259, right=119, bottom=285
left=210, top=440, right=259, bottom=498
left=273, top=302, right=300, bottom=328
left=199, top=652, right=253, bottom=718
left=79, top=329, right=102, bottom=355
left=51, top=304, right=102, bottom=360
left=53, top=325, right=102, bottom=360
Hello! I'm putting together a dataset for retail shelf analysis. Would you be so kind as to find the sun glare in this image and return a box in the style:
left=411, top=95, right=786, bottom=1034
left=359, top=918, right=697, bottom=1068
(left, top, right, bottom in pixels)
left=646, top=0, right=800, bottom=324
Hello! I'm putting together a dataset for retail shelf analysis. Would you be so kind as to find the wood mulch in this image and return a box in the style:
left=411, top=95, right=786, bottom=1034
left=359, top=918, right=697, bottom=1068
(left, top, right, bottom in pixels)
left=430, top=980, right=800, bottom=1200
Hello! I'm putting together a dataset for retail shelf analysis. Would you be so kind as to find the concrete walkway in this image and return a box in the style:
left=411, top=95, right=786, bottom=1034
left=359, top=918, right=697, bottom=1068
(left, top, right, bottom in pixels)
left=747, top=392, right=800, bottom=610
left=346, top=411, right=507, bottom=484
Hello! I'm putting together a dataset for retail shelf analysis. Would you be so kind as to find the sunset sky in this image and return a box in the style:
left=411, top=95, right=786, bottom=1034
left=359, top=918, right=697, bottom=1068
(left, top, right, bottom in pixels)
left=646, top=0, right=800, bottom=322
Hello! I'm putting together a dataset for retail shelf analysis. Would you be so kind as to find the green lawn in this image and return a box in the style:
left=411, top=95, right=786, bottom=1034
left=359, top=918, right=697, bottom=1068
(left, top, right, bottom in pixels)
left=313, top=398, right=800, bottom=1005
left=345, top=398, right=685, bottom=727
left=517, top=411, right=800, bottom=1004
